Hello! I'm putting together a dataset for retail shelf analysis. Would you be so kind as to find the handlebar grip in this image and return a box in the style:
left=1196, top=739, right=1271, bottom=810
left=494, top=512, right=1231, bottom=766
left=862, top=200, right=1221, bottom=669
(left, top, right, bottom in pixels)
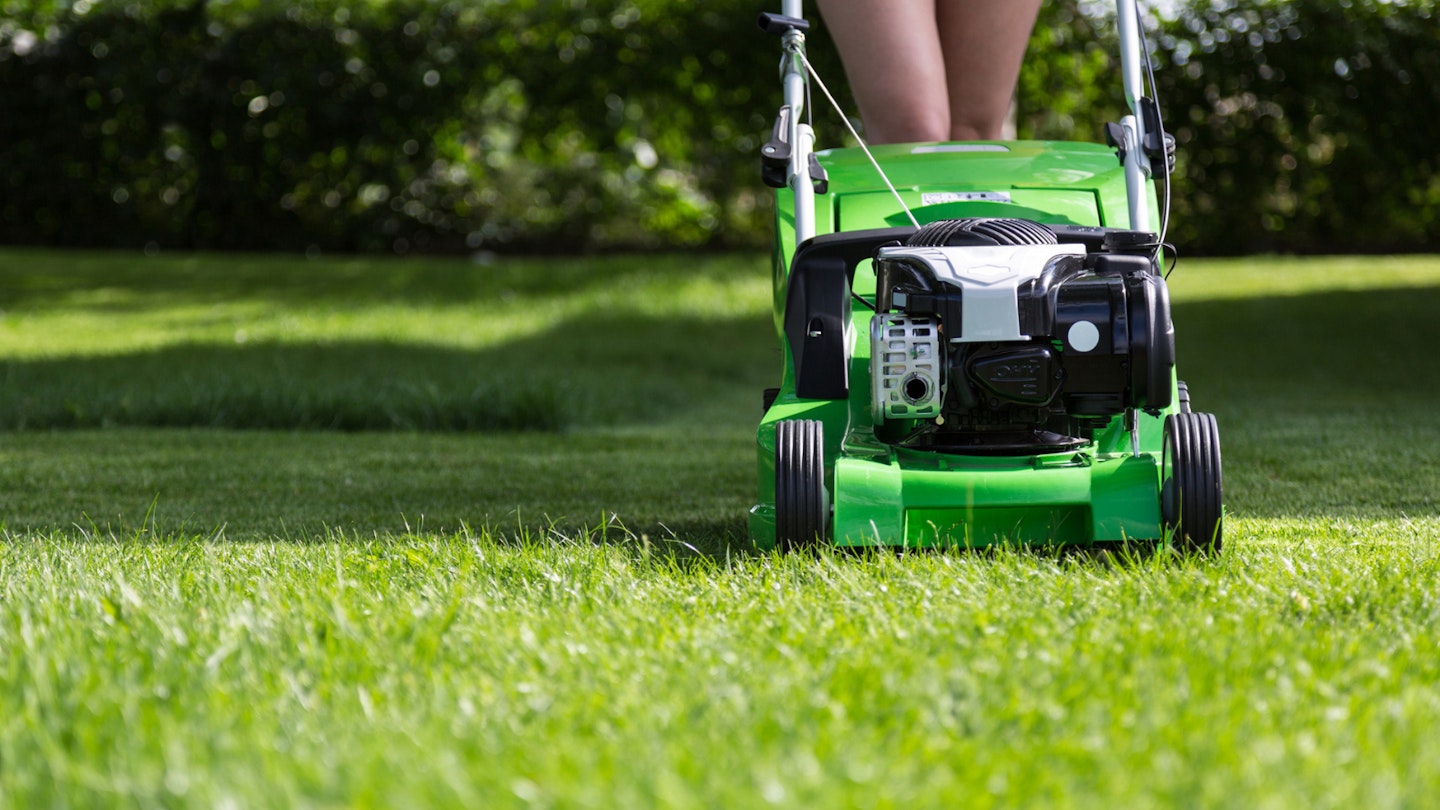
left=757, top=12, right=809, bottom=36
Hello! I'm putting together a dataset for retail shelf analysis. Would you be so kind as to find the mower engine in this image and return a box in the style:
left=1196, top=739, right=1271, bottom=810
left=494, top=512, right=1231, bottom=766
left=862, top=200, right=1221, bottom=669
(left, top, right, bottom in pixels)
left=869, top=218, right=1174, bottom=454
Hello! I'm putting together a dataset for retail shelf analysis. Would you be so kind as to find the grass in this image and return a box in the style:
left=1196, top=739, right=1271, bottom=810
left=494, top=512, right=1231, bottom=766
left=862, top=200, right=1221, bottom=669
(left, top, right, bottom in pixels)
left=4, top=527, right=1439, bottom=807
left=0, top=250, right=770, bottom=431
left=1, top=248, right=1439, bottom=807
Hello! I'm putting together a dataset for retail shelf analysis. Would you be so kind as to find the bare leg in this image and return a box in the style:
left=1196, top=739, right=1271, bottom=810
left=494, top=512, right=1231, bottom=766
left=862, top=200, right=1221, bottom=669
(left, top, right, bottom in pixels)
left=936, top=0, right=1042, bottom=140
left=813, top=0, right=949, bottom=144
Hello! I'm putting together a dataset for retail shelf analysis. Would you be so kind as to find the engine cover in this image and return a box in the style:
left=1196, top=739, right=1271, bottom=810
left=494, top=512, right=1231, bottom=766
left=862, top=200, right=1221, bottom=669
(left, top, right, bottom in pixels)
left=967, top=345, right=1060, bottom=406
left=876, top=243, right=1086, bottom=343
left=867, top=218, right=1175, bottom=451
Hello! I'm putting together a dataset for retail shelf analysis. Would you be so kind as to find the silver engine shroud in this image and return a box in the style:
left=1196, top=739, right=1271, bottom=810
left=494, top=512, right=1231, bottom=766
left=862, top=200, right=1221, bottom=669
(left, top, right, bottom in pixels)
left=870, top=314, right=943, bottom=420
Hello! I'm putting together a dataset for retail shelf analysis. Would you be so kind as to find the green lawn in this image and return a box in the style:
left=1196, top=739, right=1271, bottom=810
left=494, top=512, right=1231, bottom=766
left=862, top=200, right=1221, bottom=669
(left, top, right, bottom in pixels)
left=2, top=249, right=1439, bottom=807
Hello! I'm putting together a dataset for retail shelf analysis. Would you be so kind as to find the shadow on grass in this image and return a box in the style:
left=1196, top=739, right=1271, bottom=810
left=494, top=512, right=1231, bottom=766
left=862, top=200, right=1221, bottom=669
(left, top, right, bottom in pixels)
left=0, top=250, right=702, bottom=313
left=0, top=310, right=777, bottom=433
left=1172, top=284, right=1440, bottom=519
left=0, top=429, right=763, bottom=553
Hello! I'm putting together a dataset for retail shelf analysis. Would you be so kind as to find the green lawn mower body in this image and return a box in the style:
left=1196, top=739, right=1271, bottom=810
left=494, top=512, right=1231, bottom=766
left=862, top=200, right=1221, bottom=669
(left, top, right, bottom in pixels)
left=749, top=5, right=1222, bottom=552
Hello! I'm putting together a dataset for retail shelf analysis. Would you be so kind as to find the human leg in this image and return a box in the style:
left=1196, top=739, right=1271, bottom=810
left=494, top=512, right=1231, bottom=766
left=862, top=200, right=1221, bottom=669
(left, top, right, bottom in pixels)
left=935, top=0, right=1042, bottom=140
left=813, top=0, right=950, bottom=144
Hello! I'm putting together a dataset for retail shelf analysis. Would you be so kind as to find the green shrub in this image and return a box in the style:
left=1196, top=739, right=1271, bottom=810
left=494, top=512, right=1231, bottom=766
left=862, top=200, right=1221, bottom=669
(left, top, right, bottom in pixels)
left=0, top=0, right=817, bottom=252
left=1153, top=0, right=1440, bottom=254
left=0, top=0, right=1435, bottom=254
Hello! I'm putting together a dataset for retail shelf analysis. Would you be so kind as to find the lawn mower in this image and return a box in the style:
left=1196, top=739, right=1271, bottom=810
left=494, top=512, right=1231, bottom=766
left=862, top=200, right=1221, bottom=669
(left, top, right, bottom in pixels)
left=750, top=0, right=1223, bottom=551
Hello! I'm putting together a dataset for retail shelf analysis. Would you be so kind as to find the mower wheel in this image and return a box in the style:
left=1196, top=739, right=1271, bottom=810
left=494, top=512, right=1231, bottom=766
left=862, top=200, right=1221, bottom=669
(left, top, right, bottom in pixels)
left=775, top=419, right=828, bottom=551
left=1177, top=380, right=1191, bottom=413
left=1161, top=412, right=1223, bottom=553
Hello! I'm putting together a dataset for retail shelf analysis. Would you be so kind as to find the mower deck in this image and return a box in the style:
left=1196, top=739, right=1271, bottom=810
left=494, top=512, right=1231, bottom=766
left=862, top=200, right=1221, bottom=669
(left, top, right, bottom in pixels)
left=752, top=400, right=1168, bottom=549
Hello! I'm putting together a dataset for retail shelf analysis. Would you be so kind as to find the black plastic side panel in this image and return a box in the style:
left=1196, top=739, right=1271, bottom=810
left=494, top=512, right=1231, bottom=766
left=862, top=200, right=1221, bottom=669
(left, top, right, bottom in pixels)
left=784, top=227, right=916, bottom=400
left=1126, top=273, right=1175, bottom=410
left=1054, top=276, right=1128, bottom=416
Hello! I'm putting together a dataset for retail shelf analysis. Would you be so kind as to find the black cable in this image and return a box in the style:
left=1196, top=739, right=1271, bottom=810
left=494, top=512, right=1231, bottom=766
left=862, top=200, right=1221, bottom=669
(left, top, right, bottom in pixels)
left=1135, top=8, right=1174, bottom=262
left=802, top=40, right=813, bottom=130
left=851, top=290, right=876, bottom=312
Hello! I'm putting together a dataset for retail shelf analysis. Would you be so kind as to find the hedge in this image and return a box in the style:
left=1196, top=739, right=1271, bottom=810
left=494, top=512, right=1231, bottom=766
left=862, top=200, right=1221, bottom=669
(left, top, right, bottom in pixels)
left=0, top=0, right=1435, bottom=255
left=1152, top=0, right=1440, bottom=254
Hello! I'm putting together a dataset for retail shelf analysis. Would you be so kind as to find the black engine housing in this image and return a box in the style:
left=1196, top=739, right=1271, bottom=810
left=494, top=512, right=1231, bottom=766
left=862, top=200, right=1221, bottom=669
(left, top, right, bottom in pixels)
left=871, top=218, right=1174, bottom=453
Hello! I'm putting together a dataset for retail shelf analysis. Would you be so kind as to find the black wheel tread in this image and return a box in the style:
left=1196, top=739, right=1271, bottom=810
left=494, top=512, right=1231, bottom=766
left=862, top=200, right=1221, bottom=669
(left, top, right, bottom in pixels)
left=775, top=420, right=826, bottom=551
left=1162, top=412, right=1223, bottom=553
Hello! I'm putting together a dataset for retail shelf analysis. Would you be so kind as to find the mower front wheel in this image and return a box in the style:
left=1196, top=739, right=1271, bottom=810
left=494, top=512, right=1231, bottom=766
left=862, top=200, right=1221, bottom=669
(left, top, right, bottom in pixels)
left=1161, top=412, right=1223, bottom=553
left=775, top=419, right=829, bottom=551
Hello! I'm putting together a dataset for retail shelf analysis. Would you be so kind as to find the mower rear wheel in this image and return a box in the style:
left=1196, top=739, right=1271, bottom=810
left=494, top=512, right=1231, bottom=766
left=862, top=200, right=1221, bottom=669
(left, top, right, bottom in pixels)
left=1177, top=380, right=1191, bottom=413
left=1161, top=412, right=1223, bottom=553
left=775, top=419, right=828, bottom=551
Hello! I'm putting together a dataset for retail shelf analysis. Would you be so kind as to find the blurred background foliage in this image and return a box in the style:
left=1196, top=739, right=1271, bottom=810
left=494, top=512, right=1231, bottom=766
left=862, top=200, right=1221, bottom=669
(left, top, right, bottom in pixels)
left=0, top=0, right=1435, bottom=255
